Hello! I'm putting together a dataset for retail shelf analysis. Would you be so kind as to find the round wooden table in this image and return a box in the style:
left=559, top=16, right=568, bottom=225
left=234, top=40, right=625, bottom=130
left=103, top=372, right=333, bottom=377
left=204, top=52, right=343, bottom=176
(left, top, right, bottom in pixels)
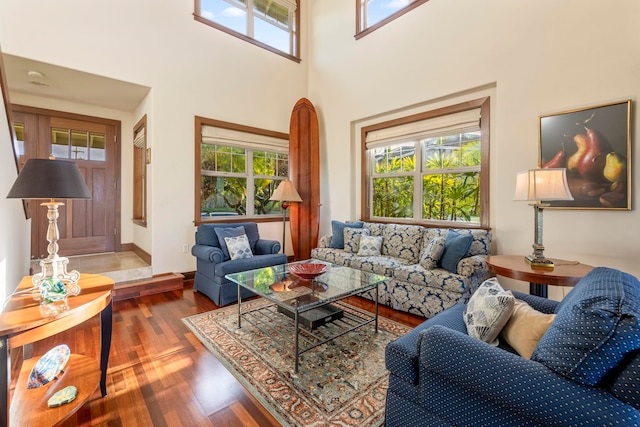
left=486, top=255, right=594, bottom=297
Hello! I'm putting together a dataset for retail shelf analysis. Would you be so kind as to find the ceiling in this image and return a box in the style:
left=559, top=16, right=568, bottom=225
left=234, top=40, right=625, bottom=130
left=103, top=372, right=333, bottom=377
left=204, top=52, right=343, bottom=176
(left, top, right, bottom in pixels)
left=3, top=54, right=150, bottom=112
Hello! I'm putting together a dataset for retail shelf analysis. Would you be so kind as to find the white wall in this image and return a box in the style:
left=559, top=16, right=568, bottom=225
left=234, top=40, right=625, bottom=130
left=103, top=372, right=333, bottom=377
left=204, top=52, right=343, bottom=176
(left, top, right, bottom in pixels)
left=0, top=64, right=30, bottom=299
left=0, top=0, right=308, bottom=274
left=308, top=0, right=640, bottom=297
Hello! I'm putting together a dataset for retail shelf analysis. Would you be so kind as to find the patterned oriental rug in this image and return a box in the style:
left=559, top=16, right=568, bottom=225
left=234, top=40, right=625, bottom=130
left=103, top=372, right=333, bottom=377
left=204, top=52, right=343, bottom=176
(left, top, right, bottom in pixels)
left=182, top=299, right=410, bottom=426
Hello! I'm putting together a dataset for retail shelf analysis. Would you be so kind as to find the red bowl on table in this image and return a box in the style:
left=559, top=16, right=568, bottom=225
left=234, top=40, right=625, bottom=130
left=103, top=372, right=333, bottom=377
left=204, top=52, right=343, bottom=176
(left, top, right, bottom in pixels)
left=288, top=263, right=328, bottom=280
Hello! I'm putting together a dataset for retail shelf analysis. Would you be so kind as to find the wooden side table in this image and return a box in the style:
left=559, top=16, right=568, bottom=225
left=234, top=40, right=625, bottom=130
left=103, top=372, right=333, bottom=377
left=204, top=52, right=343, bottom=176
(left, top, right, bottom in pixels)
left=0, top=274, right=114, bottom=427
left=486, top=255, right=594, bottom=298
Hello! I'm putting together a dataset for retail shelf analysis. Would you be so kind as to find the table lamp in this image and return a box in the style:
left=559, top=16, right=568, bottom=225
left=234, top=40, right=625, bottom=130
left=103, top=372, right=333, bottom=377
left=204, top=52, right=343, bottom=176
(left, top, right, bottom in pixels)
left=514, top=168, right=573, bottom=268
left=7, top=157, right=91, bottom=290
left=269, top=180, right=302, bottom=257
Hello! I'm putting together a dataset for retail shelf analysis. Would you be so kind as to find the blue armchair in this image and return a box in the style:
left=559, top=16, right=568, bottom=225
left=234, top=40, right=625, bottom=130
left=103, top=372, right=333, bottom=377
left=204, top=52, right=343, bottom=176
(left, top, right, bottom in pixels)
left=385, top=267, right=640, bottom=426
left=191, top=222, right=287, bottom=306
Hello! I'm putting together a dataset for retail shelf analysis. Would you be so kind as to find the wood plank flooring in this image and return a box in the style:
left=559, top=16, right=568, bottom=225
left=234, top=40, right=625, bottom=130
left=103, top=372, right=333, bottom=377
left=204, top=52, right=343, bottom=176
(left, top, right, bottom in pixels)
left=9, top=283, right=425, bottom=426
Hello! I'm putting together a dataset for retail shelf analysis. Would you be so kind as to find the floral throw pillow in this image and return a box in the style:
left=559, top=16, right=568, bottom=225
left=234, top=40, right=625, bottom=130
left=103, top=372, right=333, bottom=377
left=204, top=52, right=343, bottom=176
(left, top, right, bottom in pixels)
left=225, top=234, right=254, bottom=260
left=420, top=236, right=446, bottom=269
left=344, top=228, right=370, bottom=253
left=357, top=235, right=383, bottom=256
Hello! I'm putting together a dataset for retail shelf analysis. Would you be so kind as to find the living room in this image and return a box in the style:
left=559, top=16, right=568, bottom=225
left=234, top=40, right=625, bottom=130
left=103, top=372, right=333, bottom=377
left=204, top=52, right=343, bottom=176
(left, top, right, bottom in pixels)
left=1, top=0, right=639, bottom=425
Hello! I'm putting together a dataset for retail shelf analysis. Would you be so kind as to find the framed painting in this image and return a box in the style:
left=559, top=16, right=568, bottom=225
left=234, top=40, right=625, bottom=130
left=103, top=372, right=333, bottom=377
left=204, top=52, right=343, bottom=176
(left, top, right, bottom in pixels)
left=539, top=99, right=631, bottom=209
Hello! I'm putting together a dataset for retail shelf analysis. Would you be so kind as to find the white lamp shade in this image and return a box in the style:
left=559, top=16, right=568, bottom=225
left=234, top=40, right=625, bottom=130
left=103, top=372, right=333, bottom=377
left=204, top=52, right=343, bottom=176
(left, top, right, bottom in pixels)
left=270, top=180, right=302, bottom=202
left=514, top=168, right=574, bottom=201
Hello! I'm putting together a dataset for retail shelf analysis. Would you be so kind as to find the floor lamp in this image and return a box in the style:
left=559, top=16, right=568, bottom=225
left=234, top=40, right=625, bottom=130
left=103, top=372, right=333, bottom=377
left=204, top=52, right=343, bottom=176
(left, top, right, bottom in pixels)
left=7, top=157, right=91, bottom=293
left=514, top=168, right=573, bottom=269
left=269, top=180, right=302, bottom=258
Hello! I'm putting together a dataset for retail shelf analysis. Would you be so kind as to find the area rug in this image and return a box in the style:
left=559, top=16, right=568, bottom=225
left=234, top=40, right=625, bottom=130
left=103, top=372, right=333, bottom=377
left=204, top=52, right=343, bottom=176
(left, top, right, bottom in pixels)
left=182, top=299, right=410, bottom=426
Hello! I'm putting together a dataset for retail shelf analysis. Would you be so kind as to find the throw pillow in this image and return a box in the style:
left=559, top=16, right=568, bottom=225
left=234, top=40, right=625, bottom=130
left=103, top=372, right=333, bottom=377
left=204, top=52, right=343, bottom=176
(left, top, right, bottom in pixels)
left=214, top=226, right=246, bottom=260
left=420, top=236, right=446, bottom=269
left=463, top=278, right=515, bottom=345
left=439, top=229, right=473, bottom=273
left=357, top=235, right=383, bottom=256
left=531, top=267, right=640, bottom=386
left=500, top=300, right=556, bottom=359
left=344, top=228, right=370, bottom=253
left=225, top=234, right=253, bottom=260
left=329, top=220, right=364, bottom=249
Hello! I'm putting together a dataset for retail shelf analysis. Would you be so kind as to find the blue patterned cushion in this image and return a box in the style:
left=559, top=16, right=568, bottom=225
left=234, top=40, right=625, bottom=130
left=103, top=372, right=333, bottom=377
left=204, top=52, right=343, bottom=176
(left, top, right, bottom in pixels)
left=464, top=278, right=515, bottom=345
left=329, top=221, right=364, bottom=249
left=358, top=235, right=383, bottom=256
left=531, top=267, right=640, bottom=386
left=440, top=229, right=473, bottom=273
left=214, top=226, right=246, bottom=260
left=382, top=224, right=424, bottom=263
left=225, top=234, right=253, bottom=260
left=343, top=228, right=370, bottom=253
left=608, top=351, right=640, bottom=410
left=420, top=236, right=446, bottom=269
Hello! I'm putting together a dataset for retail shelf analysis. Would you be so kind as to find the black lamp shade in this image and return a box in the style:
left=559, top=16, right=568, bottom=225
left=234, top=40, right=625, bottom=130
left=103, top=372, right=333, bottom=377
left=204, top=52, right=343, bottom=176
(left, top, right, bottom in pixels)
left=7, top=158, right=92, bottom=200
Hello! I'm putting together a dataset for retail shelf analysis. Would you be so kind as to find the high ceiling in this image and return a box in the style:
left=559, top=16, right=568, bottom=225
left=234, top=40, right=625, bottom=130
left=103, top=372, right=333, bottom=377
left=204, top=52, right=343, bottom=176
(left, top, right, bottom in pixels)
left=2, top=54, right=150, bottom=112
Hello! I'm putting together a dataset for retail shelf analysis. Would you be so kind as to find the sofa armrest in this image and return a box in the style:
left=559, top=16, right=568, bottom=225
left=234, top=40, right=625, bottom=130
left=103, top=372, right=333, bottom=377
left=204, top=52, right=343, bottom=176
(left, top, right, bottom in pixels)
left=512, top=290, right=558, bottom=314
left=317, top=235, right=332, bottom=248
left=457, top=254, right=488, bottom=278
left=191, top=244, right=223, bottom=263
left=254, top=239, right=281, bottom=255
left=419, top=325, right=640, bottom=426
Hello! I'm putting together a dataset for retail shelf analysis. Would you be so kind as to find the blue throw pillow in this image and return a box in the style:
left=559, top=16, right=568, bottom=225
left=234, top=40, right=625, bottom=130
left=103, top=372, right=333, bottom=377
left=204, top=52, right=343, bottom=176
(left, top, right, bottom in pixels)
left=214, top=226, right=246, bottom=260
left=329, top=221, right=364, bottom=249
left=439, top=230, right=473, bottom=273
left=531, top=267, right=640, bottom=386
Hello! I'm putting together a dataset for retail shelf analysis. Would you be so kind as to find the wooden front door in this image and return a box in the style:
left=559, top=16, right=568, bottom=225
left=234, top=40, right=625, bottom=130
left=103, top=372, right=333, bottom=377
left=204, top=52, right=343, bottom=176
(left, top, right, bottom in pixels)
left=12, top=107, right=120, bottom=258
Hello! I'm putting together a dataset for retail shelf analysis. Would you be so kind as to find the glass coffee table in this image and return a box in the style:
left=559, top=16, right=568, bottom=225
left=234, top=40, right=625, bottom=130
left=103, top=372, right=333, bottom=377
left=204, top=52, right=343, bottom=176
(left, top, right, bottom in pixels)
left=225, top=260, right=387, bottom=373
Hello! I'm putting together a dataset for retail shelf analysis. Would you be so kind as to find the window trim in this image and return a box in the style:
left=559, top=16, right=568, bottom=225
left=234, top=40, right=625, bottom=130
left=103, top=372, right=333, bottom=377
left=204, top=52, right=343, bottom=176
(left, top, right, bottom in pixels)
left=355, top=0, right=430, bottom=40
left=132, top=114, right=147, bottom=227
left=194, top=116, right=290, bottom=225
left=194, top=0, right=301, bottom=63
left=360, top=97, right=490, bottom=228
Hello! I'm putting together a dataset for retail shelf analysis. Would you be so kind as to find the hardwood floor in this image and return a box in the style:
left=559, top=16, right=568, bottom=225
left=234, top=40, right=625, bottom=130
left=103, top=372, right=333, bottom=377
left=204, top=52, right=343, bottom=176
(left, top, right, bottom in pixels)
left=9, top=282, right=425, bottom=427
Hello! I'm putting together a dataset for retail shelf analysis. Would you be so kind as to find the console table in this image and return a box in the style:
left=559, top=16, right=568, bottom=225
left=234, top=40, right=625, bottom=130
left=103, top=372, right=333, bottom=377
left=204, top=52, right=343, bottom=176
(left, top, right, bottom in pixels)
left=486, top=255, right=594, bottom=298
left=0, top=274, right=114, bottom=427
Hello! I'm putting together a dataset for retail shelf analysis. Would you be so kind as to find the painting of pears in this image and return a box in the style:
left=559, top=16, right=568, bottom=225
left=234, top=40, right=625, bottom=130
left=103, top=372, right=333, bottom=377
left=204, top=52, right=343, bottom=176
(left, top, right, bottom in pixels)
left=539, top=100, right=631, bottom=209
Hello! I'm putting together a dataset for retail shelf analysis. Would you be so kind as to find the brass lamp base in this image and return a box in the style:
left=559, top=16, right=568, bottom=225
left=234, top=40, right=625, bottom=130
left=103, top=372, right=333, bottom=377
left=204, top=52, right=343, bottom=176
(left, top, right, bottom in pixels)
left=525, top=255, right=555, bottom=269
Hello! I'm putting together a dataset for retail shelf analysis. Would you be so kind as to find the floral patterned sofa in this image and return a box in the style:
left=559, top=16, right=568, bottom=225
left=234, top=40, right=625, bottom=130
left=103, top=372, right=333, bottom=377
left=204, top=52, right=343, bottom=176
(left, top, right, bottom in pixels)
left=310, top=222, right=492, bottom=318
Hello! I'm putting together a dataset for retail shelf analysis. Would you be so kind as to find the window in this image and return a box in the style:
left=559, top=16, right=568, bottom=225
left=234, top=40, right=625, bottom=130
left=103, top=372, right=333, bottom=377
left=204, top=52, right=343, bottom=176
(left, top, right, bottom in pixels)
left=356, top=0, right=430, bottom=39
left=195, top=116, right=290, bottom=223
left=133, top=115, right=147, bottom=227
left=195, top=0, right=300, bottom=62
left=51, top=128, right=106, bottom=161
left=362, top=97, right=490, bottom=227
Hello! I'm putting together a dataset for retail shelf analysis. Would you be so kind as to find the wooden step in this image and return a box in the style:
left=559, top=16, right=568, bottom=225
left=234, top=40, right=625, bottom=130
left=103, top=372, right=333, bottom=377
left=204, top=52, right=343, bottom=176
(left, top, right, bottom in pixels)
left=112, top=272, right=184, bottom=301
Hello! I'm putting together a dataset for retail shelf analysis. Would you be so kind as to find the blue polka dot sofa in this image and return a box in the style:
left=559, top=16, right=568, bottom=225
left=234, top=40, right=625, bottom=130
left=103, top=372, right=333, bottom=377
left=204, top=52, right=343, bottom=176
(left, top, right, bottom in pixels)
left=191, top=222, right=287, bottom=306
left=384, top=267, right=640, bottom=426
left=310, top=221, right=492, bottom=318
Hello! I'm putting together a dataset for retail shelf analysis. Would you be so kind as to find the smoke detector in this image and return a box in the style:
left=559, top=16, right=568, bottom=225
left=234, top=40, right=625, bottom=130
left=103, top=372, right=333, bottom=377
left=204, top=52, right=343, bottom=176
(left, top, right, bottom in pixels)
left=27, top=70, right=48, bottom=86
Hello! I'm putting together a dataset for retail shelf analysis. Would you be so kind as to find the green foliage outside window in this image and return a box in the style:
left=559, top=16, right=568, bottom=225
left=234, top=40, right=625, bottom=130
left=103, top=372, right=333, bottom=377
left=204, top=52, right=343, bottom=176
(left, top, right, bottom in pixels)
left=371, top=132, right=481, bottom=223
left=200, top=144, right=288, bottom=216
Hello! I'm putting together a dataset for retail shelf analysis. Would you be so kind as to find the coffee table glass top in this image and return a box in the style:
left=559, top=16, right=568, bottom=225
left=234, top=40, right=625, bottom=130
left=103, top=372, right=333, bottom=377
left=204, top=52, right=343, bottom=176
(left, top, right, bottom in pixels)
left=225, top=260, right=386, bottom=311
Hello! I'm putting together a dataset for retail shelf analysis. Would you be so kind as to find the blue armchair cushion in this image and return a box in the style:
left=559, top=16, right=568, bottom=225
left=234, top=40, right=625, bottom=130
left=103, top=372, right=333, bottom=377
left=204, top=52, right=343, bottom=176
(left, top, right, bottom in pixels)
left=439, top=229, right=473, bottom=273
left=607, top=350, right=640, bottom=410
left=531, top=267, right=640, bottom=386
left=225, top=234, right=253, bottom=260
left=214, top=226, right=247, bottom=260
left=329, top=220, right=364, bottom=249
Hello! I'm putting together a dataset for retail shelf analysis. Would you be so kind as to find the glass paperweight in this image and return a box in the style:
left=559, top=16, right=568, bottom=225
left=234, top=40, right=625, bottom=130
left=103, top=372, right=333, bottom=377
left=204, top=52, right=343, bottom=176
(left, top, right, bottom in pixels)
left=39, top=278, right=67, bottom=304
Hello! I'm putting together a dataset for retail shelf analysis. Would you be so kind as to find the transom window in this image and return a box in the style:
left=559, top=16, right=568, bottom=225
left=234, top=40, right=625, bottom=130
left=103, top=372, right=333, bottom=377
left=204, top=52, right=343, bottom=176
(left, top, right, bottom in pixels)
left=362, top=97, right=490, bottom=227
left=196, top=117, right=290, bottom=222
left=195, top=0, right=300, bottom=62
left=51, top=127, right=106, bottom=161
left=356, top=0, right=430, bottom=39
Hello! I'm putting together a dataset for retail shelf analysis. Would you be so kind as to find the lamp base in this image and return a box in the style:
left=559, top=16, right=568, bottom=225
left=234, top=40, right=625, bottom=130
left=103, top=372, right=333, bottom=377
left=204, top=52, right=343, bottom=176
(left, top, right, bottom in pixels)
left=32, top=256, right=81, bottom=295
left=524, top=255, right=555, bottom=269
